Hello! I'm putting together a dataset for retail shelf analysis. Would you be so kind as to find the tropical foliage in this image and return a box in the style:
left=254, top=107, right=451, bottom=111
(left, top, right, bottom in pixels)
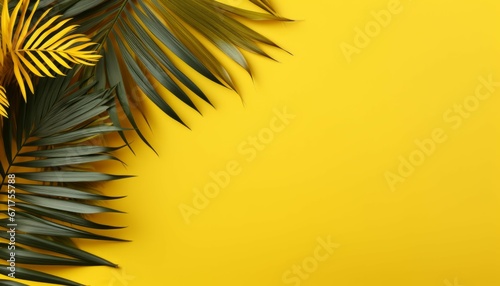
left=0, top=0, right=287, bottom=285
left=0, top=0, right=100, bottom=116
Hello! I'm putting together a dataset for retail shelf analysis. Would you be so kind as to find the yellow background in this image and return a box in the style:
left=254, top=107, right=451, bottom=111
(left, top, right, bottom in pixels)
left=27, top=0, right=500, bottom=285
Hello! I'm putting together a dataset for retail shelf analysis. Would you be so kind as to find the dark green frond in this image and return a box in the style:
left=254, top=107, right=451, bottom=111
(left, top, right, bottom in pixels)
left=0, top=71, right=128, bottom=285
left=0, top=1, right=287, bottom=285
left=40, top=0, right=289, bottom=149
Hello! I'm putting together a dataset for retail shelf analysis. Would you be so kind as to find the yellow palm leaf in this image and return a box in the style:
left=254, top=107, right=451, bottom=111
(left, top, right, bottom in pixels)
left=0, top=0, right=101, bottom=111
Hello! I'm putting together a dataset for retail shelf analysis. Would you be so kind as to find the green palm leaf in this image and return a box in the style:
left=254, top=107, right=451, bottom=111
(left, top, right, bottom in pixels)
left=36, top=0, right=289, bottom=151
left=0, top=1, right=286, bottom=285
left=0, top=70, right=129, bottom=285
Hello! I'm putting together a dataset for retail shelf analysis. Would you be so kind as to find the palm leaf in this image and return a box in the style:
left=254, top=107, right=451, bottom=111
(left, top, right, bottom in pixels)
left=4, top=0, right=100, bottom=100
left=0, top=0, right=287, bottom=284
left=0, top=70, right=129, bottom=285
left=0, top=0, right=101, bottom=118
left=35, top=0, right=289, bottom=150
